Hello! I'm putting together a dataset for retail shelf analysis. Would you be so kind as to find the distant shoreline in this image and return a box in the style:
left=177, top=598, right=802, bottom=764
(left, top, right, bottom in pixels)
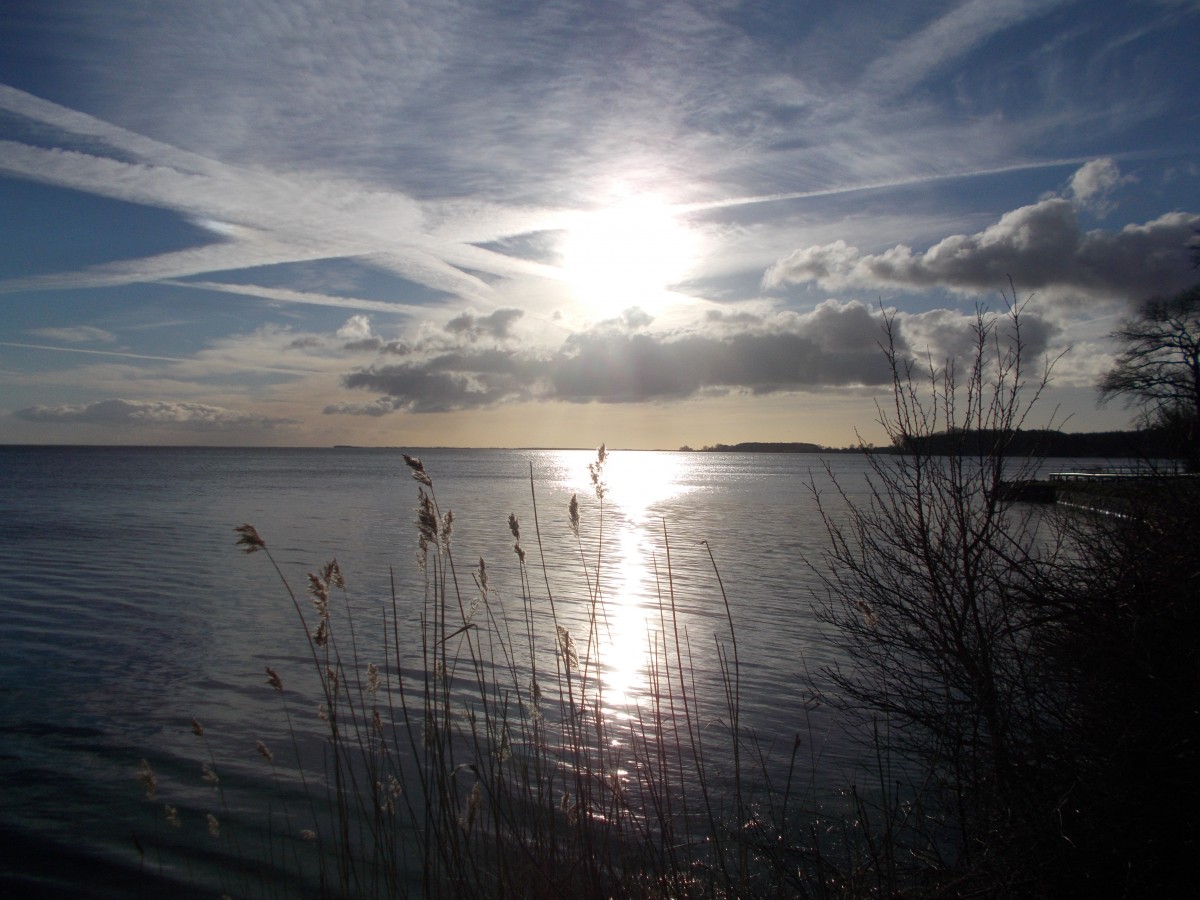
left=0, top=427, right=1187, bottom=461
left=684, top=427, right=1190, bottom=460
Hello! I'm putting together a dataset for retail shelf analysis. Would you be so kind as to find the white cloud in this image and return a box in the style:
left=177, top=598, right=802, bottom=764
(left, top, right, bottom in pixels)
left=336, top=315, right=374, bottom=343
left=160, top=280, right=428, bottom=315
left=764, top=196, right=1199, bottom=306
left=1066, top=157, right=1131, bottom=216
left=0, top=91, right=512, bottom=304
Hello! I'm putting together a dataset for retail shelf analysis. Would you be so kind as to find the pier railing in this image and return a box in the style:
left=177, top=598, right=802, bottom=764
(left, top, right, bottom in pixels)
left=997, top=467, right=1196, bottom=508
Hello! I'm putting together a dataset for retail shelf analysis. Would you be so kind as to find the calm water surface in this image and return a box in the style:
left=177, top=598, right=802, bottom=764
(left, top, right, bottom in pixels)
left=0, top=446, right=890, bottom=895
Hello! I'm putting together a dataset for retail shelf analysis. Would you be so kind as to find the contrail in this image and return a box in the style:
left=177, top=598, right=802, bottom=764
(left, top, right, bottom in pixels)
left=675, top=157, right=1091, bottom=215
left=161, top=280, right=429, bottom=316
left=0, top=342, right=187, bottom=363
left=0, top=342, right=321, bottom=374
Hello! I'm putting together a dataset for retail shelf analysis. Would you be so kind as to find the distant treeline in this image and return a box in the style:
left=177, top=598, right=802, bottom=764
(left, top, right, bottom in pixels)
left=686, top=441, right=827, bottom=453
left=686, top=428, right=1186, bottom=458
left=895, top=427, right=1187, bottom=458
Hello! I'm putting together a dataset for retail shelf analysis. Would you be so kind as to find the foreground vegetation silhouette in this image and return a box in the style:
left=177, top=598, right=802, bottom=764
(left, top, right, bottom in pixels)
left=816, top=300, right=1198, bottom=896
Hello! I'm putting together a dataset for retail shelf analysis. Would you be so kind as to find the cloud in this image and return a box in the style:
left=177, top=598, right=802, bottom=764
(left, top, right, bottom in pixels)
left=0, top=88, right=520, bottom=305
left=616, top=308, right=655, bottom=331
left=863, top=0, right=1072, bottom=94
left=341, top=338, right=385, bottom=352
left=29, top=326, right=118, bottom=343
left=336, top=314, right=374, bottom=342
left=901, top=306, right=1060, bottom=365
left=1066, top=157, right=1131, bottom=217
left=764, top=197, right=1200, bottom=305
left=444, top=308, right=524, bottom=341
left=327, top=301, right=946, bottom=413
left=164, top=280, right=429, bottom=315
left=4, top=5, right=1197, bottom=448
left=14, top=398, right=296, bottom=430
left=0, top=5, right=1143, bottom=320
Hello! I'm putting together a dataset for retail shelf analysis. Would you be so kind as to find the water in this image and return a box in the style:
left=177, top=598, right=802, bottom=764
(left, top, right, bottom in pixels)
left=0, top=445, right=891, bottom=895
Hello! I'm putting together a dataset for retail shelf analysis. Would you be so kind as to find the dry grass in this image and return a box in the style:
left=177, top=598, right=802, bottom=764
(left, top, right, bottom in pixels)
left=139, top=447, right=858, bottom=899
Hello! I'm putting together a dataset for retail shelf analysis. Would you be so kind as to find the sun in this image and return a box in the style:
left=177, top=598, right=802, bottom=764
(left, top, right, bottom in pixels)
left=558, top=195, right=697, bottom=317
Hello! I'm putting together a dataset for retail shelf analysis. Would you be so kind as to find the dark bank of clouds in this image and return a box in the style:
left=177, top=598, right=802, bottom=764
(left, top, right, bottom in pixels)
left=445, top=307, right=525, bottom=341
left=325, top=299, right=1056, bottom=416
left=764, top=199, right=1200, bottom=306
left=14, top=398, right=296, bottom=430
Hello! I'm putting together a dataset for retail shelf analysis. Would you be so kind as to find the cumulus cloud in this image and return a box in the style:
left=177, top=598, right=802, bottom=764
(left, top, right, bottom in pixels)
left=616, top=308, right=655, bottom=331
left=335, top=314, right=394, bottom=352
left=1066, top=157, right=1131, bottom=217
left=764, top=198, right=1199, bottom=306
left=549, top=312, right=894, bottom=403
left=706, top=308, right=770, bottom=329
left=900, top=306, right=1060, bottom=366
left=15, top=399, right=295, bottom=430
left=324, top=298, right=1067, bottom=415
left=325, top=301, right=970, bottom=413
left=336, top=314, right=375, bottom=342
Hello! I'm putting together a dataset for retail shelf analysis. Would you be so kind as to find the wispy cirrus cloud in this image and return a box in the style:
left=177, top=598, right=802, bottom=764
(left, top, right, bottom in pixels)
left=161, top=280, right=430, bottom=316
left=862, top=0, right=1073, bottom=94
left=0, top=86, right=552, bottom=305
left=2, top=0, right=1175, bottom=315
left=29, top=326, right=117, bottom=343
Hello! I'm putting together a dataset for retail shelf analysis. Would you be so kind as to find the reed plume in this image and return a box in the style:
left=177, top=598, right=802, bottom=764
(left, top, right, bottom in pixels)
left=137, top=759, right=156, bottom=799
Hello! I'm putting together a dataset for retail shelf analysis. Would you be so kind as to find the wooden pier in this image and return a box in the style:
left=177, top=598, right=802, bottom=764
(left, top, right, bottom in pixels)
left=997, top=468, right=1195, bottom=515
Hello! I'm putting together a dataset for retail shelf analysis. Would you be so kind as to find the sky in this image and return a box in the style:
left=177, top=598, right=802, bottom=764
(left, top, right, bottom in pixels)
left=2, top=0, right=1199, bottom=450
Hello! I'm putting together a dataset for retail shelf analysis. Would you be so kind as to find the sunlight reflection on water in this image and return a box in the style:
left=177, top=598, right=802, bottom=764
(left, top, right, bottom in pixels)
left=548, top=449, right=697, bottom=710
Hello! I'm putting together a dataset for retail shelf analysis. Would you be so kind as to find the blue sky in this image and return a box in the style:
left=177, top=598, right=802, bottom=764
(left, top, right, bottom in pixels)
left=2, top=0, right=1198, bottom=448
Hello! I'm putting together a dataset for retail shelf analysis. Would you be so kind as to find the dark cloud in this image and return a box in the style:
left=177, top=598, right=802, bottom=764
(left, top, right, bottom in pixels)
left=902, top=307, right=1060, bottom=367
left=321, top=398, right=401, bottom=417
left=15, top=399, right=295, bottom=430
left=764, top=199, right=1200, bottom=306
left=706, top=309, right=765, bottom=327
left=342, top=337, right=384, bottom=352
left=342, top=337, right=413, bottom=355
left=328, top=300, right=920, bottom=414
left=445, top=307, right=524, bottom=340
left=334, top=349, right=536, bottom=413
left=326, top=298, right=1068, bottom=416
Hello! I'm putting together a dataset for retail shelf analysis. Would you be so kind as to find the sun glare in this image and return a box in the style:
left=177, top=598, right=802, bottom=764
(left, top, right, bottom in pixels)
left=574, top=451, right=694, bottom=707
left=559, top=195, right=697, bottom=317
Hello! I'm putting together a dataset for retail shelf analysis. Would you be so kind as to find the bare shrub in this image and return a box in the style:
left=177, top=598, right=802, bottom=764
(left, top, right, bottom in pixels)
left=814, top=297, right=1072, bottom=894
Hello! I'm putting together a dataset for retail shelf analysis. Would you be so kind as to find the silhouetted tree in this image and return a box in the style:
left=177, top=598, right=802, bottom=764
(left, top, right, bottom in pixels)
left=1098, top=284, right=1200, bottom=471
left=815, top=298, right=1070, bottom=894
left=818, top=294, right=1200, bottom=896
